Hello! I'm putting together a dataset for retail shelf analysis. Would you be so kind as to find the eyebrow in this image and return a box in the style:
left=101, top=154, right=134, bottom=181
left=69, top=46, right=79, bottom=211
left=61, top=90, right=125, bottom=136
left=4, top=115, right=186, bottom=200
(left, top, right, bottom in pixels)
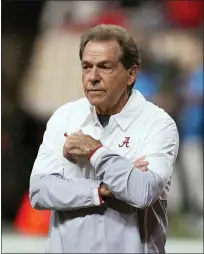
left=81, top=60, right=114, bottom=65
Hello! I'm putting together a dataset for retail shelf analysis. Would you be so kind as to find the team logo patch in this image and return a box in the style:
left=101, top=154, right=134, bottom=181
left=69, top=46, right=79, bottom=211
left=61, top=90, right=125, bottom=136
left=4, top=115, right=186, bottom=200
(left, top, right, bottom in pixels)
left=118, top=137, right=130, bottom=148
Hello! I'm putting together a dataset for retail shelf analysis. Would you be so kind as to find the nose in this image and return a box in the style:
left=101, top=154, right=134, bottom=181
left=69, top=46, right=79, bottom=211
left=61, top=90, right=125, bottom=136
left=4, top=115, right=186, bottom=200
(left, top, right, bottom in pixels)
left=89, top=67, right=100, bottom=85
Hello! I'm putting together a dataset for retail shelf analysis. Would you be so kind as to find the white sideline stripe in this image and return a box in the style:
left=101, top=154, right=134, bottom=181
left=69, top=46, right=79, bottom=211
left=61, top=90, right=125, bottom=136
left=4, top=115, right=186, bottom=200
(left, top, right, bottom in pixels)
left=2, top=234, right=203, bottom=253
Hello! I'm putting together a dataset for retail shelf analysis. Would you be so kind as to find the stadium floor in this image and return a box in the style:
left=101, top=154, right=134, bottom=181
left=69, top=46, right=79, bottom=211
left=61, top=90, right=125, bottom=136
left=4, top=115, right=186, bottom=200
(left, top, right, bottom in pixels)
left=2, top=232, right=203, bottom=253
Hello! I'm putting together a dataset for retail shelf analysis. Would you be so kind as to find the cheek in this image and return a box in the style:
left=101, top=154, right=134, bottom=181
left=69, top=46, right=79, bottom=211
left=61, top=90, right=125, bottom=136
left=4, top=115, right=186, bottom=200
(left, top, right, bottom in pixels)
left=106, top=73, right=127, bottom=91
left=102, top=72, right=118, bottom=87
left=82, top=75, right=88, bottom=88
left=82, top=74, right=85, bottom=83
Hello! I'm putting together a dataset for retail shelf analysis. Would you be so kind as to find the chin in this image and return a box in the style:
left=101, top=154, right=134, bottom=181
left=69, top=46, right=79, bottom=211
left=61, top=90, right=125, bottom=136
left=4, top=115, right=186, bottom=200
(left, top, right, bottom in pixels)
left=86, top=94, right=106, bottom=106
left=88, top=97, right=104, bottom=106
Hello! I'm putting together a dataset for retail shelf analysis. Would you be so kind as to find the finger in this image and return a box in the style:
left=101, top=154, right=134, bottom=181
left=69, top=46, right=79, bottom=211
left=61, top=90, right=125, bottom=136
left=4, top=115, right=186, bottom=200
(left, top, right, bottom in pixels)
left=68, top=133, right=83, bottom=140
left=134, top=160, right=149, bottom=167
left=68, top=157, right=78, bottom=164
left=63, top=151, right=78, bottom=164
left=64, top=138, right=69, bottom=146
left=140, top=166, right=148, bottom=171
left=133, top=156, right=146, bottom=164
left=71, top=130, right=83, bottom=136
left=64, top=139, right=74, bottom=148
left=64, top=137, right=79, bottom=147
left=134, top=157, right=146, bottom=164
left=71, top=132, right=80, bottom=136
left=71, top=129, right=83, bottom=135
left=66, top=151, right=78, bottom=164
left=67, top=147, right=86, bottom=158
left=66, top=157, right=77, bottom=164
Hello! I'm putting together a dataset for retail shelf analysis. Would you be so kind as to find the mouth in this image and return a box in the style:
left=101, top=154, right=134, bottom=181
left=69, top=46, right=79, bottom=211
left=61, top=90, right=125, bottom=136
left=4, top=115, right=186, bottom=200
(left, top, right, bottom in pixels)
left=88, top=90, right=105, bottom=93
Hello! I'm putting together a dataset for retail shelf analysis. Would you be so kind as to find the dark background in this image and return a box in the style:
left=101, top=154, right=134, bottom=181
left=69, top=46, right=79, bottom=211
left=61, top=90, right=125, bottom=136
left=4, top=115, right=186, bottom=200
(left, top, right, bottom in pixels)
left=1, top=0, right=203, bottom=240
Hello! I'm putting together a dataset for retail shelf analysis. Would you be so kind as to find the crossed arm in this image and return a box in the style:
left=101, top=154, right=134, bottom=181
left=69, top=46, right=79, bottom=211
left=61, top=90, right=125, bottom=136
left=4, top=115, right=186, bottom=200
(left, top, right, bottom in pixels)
left=30, top=112, right=179, bottom=211
left=29, top=144, right=147, bottom=210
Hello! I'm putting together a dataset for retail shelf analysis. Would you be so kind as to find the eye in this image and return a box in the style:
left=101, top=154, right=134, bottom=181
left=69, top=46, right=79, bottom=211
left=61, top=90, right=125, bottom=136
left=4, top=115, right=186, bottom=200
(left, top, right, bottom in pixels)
left=100, top=64, right=112, bottom=70
left=101, top=65, right=113, bottom=73
left=98, top=64, right=112, bottom=73
left=82, top=65, right=91, bottom=72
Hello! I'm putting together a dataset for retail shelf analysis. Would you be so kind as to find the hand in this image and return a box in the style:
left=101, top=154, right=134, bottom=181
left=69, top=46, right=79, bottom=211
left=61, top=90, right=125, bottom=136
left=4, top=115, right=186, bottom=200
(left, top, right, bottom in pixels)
left=63, top=130, right=83, bottom=163
left=63, top=131, right=101, bottom=162
left=133, top=156, right=149, bottom=171
left=100, top=157, right=149, bottom=198
left=100, top=183, right=114, bottom=198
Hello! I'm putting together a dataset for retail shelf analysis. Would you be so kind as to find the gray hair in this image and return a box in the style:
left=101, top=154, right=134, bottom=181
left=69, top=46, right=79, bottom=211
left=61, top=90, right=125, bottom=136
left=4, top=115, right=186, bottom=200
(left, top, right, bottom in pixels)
left=79, top=24, right=141, bottom=70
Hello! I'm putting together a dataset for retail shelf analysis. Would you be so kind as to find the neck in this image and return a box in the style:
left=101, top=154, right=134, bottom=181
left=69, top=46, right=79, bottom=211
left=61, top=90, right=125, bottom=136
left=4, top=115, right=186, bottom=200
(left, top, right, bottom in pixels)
left=96, top=90, right=130, bottom=115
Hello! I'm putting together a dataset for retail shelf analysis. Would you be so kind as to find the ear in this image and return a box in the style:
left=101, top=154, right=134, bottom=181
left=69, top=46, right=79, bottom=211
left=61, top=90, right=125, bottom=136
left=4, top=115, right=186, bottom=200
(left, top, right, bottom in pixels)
left=127, top=65, right=139, bottom=86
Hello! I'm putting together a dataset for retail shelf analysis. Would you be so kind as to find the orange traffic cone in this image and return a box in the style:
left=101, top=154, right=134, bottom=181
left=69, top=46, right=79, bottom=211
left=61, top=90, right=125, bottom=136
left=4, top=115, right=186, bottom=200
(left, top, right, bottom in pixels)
left=14, top=191, right=51, bottom=236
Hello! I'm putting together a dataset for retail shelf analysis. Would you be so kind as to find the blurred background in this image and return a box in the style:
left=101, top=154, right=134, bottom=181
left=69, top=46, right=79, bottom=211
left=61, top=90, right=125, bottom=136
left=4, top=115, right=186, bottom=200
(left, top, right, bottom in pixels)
left=1, top=0, right=203, bottom=253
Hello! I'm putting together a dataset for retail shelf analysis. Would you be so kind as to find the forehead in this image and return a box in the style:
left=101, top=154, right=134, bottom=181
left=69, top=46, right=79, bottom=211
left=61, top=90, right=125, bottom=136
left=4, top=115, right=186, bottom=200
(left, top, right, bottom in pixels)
left=82, top=40, right=121, bottom=63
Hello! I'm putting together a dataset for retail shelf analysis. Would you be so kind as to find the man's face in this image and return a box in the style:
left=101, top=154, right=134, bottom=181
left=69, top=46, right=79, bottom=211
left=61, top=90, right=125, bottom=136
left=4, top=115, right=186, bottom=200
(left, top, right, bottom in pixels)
left=81, top=40, right=135, bottom=111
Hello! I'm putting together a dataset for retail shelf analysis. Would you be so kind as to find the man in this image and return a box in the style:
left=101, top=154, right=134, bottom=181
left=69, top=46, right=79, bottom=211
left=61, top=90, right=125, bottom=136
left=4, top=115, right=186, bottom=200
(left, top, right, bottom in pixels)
left=30, top=24, right=179, bottom=253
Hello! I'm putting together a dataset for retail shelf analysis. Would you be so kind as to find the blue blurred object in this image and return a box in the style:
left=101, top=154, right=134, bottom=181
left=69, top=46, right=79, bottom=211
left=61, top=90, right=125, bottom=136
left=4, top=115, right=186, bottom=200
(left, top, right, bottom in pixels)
left=179, top=105, right=203, bottom=140
left=133, top=71, right=160, bottom=100
left=188, top=65, right=203, bottom=97
left=178, top=65, right=203, bottom=140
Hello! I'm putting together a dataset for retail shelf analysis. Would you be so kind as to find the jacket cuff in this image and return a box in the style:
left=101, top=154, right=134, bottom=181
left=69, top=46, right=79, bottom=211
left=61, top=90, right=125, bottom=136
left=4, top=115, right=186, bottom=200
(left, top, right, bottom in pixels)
left=92, top=188, right=103, bottom=206
left=89, top=146, right=108, bottom=168
left=87, top=144, right=103, bottom=160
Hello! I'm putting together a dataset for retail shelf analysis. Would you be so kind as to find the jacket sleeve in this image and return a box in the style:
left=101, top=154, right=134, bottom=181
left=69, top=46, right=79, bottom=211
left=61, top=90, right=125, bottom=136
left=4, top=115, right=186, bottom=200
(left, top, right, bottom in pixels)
left=90, top=118, right=179, bottom=209
left=29, top=108, right=102, bottom=211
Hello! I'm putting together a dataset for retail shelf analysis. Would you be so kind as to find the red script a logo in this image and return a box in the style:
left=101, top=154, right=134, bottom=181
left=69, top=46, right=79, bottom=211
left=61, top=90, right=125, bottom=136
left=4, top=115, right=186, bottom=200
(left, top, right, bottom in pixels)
left=119, top=137, right=130, bottom=148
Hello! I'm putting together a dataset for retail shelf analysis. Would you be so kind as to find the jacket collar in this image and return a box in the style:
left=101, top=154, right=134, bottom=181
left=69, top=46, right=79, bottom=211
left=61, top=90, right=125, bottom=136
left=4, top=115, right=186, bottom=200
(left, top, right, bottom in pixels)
left=83, top=90, right=147, bottom=131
